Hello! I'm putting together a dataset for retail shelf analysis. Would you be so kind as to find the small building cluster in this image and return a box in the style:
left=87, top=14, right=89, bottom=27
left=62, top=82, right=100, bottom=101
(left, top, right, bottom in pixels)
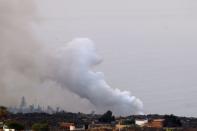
left=59, top=118, right=165, bottom=131
left=135, top=119, right=164, bottom=128
left=115, top=118, right=164, bottom=130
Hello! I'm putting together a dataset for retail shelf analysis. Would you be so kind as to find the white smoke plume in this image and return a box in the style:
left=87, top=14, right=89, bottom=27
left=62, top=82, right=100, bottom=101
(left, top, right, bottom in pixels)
left=54, top=38, right=143, bottom=115
left=0, top=0, right=143, bottom=115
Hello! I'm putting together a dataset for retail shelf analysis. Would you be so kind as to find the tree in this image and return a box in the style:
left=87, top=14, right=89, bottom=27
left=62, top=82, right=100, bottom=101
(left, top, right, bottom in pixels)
left=6, top=121, right=25, bottom=130
left=99, top=110, right=115, bottom=123
left=122, top=119, right=135, bottom=125
left=32, top=122, right=49, bottom=131
left=163, top=114, right=182, bottom=127
left=0, top=106, right=8, bottom=118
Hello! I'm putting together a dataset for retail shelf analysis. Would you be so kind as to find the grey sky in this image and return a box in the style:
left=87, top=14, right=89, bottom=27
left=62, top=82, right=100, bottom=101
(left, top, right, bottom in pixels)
left=32, top=0, right=197, bottom=116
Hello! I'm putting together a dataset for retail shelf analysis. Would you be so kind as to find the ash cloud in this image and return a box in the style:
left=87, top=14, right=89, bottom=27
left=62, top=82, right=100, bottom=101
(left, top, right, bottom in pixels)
left=0, top=0, right=143, bottom=115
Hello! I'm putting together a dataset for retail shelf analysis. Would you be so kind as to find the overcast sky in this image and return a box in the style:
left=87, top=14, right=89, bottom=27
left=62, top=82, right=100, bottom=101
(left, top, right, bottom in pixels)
left=31, top=0, right=197, bottom=116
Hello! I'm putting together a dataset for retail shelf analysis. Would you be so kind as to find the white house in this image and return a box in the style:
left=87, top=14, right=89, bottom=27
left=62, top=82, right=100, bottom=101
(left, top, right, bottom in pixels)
left=3, top=124, right=15, bottom=131
left=3, top=129, right=15, bottom=131
left=135, top=119, right=148, bottom=127
left=70, top=125, right=85, bottom=131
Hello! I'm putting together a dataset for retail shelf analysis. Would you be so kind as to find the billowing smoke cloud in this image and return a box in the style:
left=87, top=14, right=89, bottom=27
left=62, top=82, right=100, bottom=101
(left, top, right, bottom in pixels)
left=0, top=0, right=143, bottom=115
left=54, top=38, right=143, bottom=115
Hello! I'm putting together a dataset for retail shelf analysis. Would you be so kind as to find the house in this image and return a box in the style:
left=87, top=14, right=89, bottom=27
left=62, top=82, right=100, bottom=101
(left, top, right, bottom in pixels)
left=3, top=129, right=15, bottom=131
left=145, top=119, right=164, bottom=128
left=135, top=119, right=148, bottom=127
left=60, top=122, right=75, bottom=130
left=59, top=122, right=85, bottom=131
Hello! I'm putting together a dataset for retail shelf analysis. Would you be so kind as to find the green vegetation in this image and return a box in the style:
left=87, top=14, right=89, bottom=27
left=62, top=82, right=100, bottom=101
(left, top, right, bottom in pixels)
left=99, top=110, right=115, bottom=123
left=165, top=128, right=175, bottom=131
left=163, top=114, right=182, bottom=127
left=5, top=121, right=24, bottom=130
left=32, top=122, right=49, bottom=131
left=122, top=119, right=135, bottom=125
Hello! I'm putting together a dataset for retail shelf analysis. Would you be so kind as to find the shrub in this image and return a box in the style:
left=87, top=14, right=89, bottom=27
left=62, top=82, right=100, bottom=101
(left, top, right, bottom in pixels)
left=32, top=122, right=49, bottom=131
